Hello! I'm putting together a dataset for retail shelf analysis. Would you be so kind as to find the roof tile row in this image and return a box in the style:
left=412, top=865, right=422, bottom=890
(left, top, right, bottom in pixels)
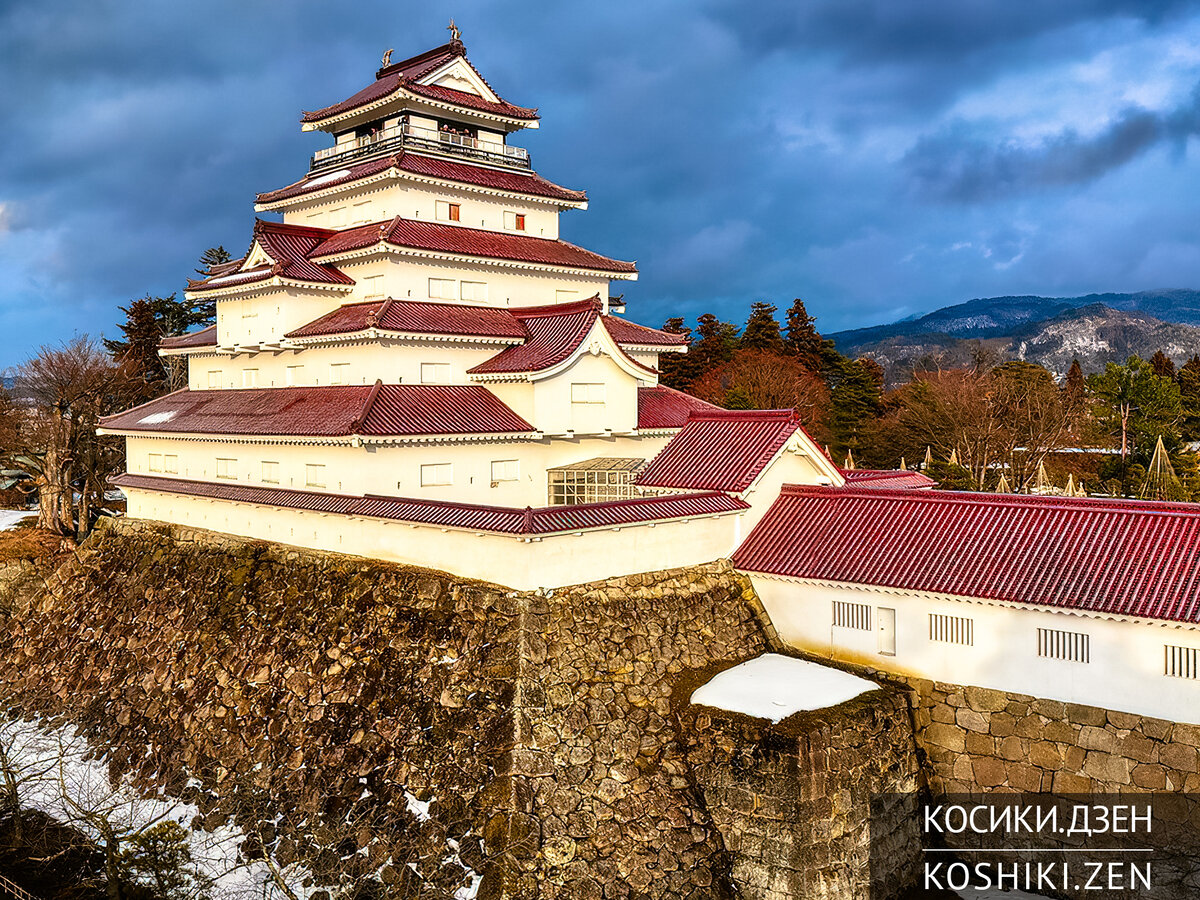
left=733, top=485, right=1200, bottom=624
left=113, top=473, right=747, bottom=536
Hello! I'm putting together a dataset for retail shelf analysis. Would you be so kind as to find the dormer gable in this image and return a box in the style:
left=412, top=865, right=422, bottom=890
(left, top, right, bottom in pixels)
left=419, top=57, right=499, bottom=102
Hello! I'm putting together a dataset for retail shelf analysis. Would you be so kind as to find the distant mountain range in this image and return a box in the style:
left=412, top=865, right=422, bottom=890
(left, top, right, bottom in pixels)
left=828, top=290, right=1200, bottom=383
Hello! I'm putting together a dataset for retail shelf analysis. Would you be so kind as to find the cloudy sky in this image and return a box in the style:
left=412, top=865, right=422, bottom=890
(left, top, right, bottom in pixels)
left=3, top=1, right=1200, bottom=365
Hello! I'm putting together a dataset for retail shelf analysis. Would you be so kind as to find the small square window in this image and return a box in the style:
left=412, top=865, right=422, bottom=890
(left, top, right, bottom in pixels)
left=491, top=460, right=519, bottom=482
left=420, top=362, right=452, bottom=384
left=163, top=455, right=179, bottom=474
left=148, top=453, right=163, bottom=473
left=242, top=369, right=258, bottom=388
left=215, top=458, right=237, bottom=480
left=429, top=278, right=456, bottom=300
left=436, top=201, right=461, bottom=222
left=262, top=461, right=280, bottom=484
left=460, top=281, right=487, bottom=302
left=570, top=383, right=605, bottom=404
left=286, top=365, right=303, bottom=386
left=420, top=463, right=452, bottom=486
left=207, top=371, right=220, bottom=389
left=305, top=464, right=326, bottom=488
left=504, top=211, right=527, bottom=231
left=329, top=363, right=351, bottom=385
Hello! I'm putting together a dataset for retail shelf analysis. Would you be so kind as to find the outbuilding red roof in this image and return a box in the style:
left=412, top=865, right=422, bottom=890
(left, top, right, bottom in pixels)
left=256, top=151, right=586, bottom=206
left=301, top=42, right=538, bottom=125
left=285, top=299, right=526, bottom=340
left=159, top=325, right=218, bottom=350
left=733, top=486, right=1200, bottom=624
left=100, top=384, right=535, bottom=438
left=841, top=469, right=937, bottom=490
left=312, top=217, right=637, bottom=274
left=188, top=221, right=352, bottom=292
left=637, top=410, right=802, bottom=493
left=112, top=474, right=747, bottom=536
left=635, top=386, right=722, bottom=430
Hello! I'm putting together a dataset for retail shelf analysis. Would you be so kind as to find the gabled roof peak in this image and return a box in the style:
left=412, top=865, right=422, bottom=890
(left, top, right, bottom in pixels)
left=375, top=41, right=463, bottom=81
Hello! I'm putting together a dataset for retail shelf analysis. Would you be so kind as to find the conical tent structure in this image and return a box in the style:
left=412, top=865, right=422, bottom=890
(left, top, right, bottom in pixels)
left=1140, top=436, right=1186, bottom=501
left=995, top=474, right=1012, bottom=494
left=948, top=449, right=959, bottom=466
left=923, top=446, right=933, bottom=469
left=1065, top=474, right=1077, bottom=496
left=1033, top=461, right=1053, bottom=495
left=899, top=457, right=907, bottom=471
left=1075, top=479, right=1088, bottom=498
left=844, top=449, right=856, bottom=470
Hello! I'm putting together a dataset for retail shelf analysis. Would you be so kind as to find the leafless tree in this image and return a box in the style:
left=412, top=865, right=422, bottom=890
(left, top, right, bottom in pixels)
left=13, top=337, right=131, bottom=538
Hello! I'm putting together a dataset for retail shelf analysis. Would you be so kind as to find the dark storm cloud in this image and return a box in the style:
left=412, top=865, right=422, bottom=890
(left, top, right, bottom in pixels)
left=905, top=85, right=1200, bottom=202
left=2, top=1, right=1200, bottom=361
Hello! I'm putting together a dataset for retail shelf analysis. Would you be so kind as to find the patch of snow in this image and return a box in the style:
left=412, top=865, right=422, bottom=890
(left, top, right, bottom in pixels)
left=455, top=873, right=483, bottom=899
left=405, top=791, right=432, bottom=822
left=0, top=716, right=317, bottom=898
left=303, top=169, right=353, bottom=189
left=0, top=509, right=35, bottom=531
left=690, top=654, right=877, bottom=722
left=137, top=410, right=177, bottom=425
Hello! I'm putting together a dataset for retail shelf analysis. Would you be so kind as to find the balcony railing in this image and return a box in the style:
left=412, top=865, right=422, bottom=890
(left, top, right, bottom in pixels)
left=310, top=123, right=530, bottom=172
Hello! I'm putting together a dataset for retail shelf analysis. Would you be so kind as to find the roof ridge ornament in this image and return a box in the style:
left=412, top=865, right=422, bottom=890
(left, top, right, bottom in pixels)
left=381, top=48, right=393, bottom=68
left=448, top=18, right=463, bottom=48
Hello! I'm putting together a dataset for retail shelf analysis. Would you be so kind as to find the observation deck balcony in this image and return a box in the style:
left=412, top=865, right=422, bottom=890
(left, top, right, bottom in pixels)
left=310, top=123, right=531, bottom=173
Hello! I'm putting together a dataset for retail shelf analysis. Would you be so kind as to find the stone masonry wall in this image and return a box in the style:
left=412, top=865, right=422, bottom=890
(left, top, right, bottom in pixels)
left=680, top=687, right=922, bottom=900
left=0, top=518, right=920, bottom=900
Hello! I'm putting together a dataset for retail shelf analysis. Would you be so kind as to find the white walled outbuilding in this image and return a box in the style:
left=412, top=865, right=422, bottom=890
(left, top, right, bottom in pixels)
left=748, top=574, right=1200, bottom=726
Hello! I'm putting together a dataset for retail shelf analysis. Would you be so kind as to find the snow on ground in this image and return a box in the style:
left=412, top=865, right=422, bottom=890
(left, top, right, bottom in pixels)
left=690, top=653, right=878, bottom=722
left=0, top=509, right=36, bottom=530
left=0, top=716, right=315, bottom=898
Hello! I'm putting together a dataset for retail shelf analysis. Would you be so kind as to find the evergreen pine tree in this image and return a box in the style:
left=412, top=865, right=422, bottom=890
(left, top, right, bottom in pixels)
left=1151, top=350, right=1177, bottom=380
left=195, top=245, right=233, bottom=276
left=784, top=298, right=823, bottom=369
left=657, top=317, right=702, bottom=390
left=692, top=313, right=738, bottom=374
left=1178, top=355, right=1200, bottom=441
left=740, top=302, right=786, bottom=354
left=104, top=298, right=167, bottom=397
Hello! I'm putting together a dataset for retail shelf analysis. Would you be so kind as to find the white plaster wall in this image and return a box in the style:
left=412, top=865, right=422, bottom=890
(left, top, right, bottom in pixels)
left=282, top=181, right=562, bottom=238
left=214, top=290, right=343, bottom=347
left=186, top=340, right=509, bottom=391
left=336, top=256, right=612, bottom=309
left=123, top=433, right=673, bottom=507
left=738, top=450, right=840, bottom=534
left=123, top=488, right=742, bottom=590
left=528, top=352, right=642, bottom=435
left=749, top=575, right=1200, bottom=725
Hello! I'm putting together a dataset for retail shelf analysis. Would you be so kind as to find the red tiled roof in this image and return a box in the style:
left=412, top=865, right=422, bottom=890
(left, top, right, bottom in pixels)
left=99, top=384, right=534, bottom=438
left=112, top=474, right=747, bottom=536
left=637, top=410, right=802, bottom=493
left=733, top=486, right=1200, bottom=624
left=159, top=325, right=217, bottom=350
left=602, top=317, right=688, bottom=347
left=312, top=217, right=637, bottom=274
left=467, top=299, right=601, bottom=374
left=301, top=42, right=538, bottom=124
left=188, top=221, right=352, bottom=291
left=636, top=386, right=722, bottom=430
left=841, top=469, right=937, bottom=490
left=256, top=151, right=587, bottom=205
left=286, top=299, right=526, bottom=340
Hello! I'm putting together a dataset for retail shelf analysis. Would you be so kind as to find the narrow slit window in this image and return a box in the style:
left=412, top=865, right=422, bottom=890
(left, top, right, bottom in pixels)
left=1037, top=627, right=1089, bottom=663
left=929, top=613, right=974, bottom=646
left=832, top=600, right=871, bottom=630
left=1165, top=644, right=1199, bottom=679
